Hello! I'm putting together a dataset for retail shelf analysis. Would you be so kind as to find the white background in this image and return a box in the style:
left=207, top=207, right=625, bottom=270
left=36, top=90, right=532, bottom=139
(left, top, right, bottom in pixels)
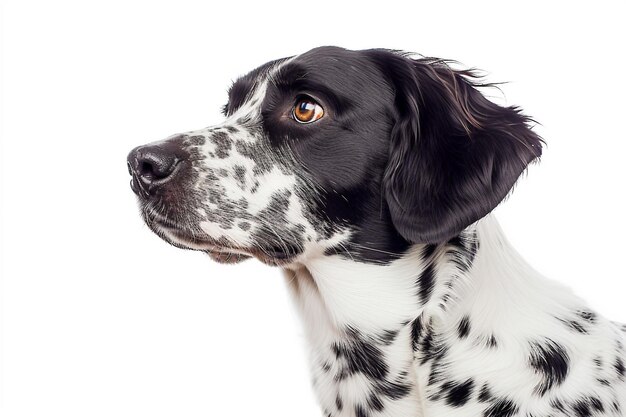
left=2, top=1, right=625, bottom=416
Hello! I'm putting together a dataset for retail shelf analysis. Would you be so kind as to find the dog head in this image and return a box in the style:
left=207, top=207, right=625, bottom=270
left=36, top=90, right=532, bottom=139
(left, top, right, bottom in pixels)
left=127, top=46, right=542, bottom=266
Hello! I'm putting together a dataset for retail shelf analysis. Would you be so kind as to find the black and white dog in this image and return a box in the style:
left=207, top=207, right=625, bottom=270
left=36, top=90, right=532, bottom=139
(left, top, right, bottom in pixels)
left=127, top=46, right=626, bottom=417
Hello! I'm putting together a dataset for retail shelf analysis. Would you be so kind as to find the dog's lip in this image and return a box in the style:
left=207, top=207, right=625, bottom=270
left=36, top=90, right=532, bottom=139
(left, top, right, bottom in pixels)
left=150, top=219, right=297, bottom=265
left=206, top=248, right=251, bottom=264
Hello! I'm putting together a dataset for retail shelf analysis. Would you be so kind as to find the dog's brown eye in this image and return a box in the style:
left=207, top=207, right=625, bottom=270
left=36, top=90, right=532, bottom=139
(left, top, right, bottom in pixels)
left=292, top=98, right=324, bottom=123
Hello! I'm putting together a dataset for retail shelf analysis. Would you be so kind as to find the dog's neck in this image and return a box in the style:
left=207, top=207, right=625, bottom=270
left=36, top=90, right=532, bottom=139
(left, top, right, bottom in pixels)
left=283, top=216, right=600, bottom=415
left=284, top=215, right=580, bottom=345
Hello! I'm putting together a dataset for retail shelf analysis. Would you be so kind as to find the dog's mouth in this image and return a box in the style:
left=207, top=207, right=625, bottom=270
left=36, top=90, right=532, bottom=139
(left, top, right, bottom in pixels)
left=145, top=215, right=298, bottom=266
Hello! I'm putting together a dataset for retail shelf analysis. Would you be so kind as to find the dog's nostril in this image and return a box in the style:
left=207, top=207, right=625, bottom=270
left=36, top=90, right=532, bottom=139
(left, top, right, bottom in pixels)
left=137, top=152, right=178, bottom=180
left=136, top=151, right=178, bottom=181
left=139, top=160, right=157, bottom=179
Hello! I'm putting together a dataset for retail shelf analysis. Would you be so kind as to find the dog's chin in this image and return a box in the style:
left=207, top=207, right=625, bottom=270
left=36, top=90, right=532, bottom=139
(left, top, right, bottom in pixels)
left=145, top=218, right=296, bottom=267
left=206, top=250, right=251, bottom=264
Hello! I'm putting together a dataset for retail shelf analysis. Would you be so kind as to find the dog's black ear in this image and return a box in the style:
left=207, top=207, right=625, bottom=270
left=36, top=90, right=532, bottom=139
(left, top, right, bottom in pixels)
left=368, top=50, right=543, bottom=244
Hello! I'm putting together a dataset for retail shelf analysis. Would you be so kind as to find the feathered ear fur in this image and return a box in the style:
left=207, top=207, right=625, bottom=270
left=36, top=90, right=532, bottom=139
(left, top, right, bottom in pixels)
left=367, top=50, right=543, bottom=244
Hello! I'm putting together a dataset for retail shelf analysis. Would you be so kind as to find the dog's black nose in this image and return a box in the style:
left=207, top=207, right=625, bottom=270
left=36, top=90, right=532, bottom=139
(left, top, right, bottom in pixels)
left=127, top=142, right=183, bottom=197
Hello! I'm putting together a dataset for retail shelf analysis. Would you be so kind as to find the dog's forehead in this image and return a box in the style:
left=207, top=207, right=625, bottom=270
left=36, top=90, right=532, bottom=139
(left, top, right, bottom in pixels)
left=292, top=45, right=363, bottom=68
left=276, top=46, right=385, bottom=91
left=230, top=47, right=385, bottom=100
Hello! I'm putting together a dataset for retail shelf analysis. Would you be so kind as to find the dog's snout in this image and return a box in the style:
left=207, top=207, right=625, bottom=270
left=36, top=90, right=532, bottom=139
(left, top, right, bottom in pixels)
left=127, top=142, right=184, bottom=197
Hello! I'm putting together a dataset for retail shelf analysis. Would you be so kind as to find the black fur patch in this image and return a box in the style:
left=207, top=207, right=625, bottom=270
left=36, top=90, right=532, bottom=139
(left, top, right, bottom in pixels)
left=367, top=393, right=384, bottom=411
left=571, top=396, right=604, bottom=417
left=335, top=395, right=343, bottom=411
left=478, top=383, right=494, bottom=403
left=331, top=339, right=388, bottom=381
left=378, top=329, right=399, bottom=345
left=210, top=131, right=232, bottom=159
left=486, top=335, right=498, bottom=348
left=438, top=378, right=474, bottom=407
left=558, top=318, right=588, bottom=334
left=483, top=398, right=518, bottom=417
left=411, top=315, right=424, bottom=352
left=376, top=379, right=411, bottom=400
left=417, top=264, right=436, bottom=304
left=367, top=49, right=543, bottom=244
left=412, top=315, right=448, bottom=365
left=577, top=310, right=597, bottom=323
left=615, top=357, right=625, bottom=379
left=457, top=316, right=471, bottom=339
left=354, top=405, right=368, bottom=417
left=528, top=339, right=570, bottom=396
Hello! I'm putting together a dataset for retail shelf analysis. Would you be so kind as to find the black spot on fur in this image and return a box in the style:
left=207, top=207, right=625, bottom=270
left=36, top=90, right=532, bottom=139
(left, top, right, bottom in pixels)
left=233, top=165, right=247, bottom=188
left=559, top=319, right=588, bottom=334
left=184, top=134, right=205, bottom=146
left=457, top=316, right=471, bottom=339
left=551, top=398, right=566, bottom=413
left=413, top=316, right=448, bottom=365
left=593, top=356, right=603, bottom=368
left=615, top=357, right=625, bottom=380
left=379, top=329, right=399, bottom=345
left=427, top=359, right=445, bottom=386
left=483, top=398, right=518, bottom=417
left=237, top=197, right=248, bottom=210
left=528, top=339, right=569, bottom=396
left=355, top=404, right=368, bottom=417
left=613, top=400, right=622, bottom=413
left=266, top=190, right=291, bottom=214
left=367, top=393, right=384, bottom=411
left=331, top=338, right=388, bottom=381
left=418, top=264, right=435, bottom=304
left=597, top=378, right=610, bottom=386
left=447, top=233, right=479, bottom=272
left=578, top=310, right=597, bottom=323
left=210, top=131, right=232, bottom=159
left=572, top=396, right=604, bottom=417
left=335, top=395, right=343, bottom=411
left=411, top=316, right=423, bottom=352
left=421, top=244, right=438, bottom=260
left=478, top=383, right=493, bottom=403
left=235, top=139, right=275, bottom=175
left=444, top=378, right=474, bottom=407
left=376, top=379, right=411, bottom=400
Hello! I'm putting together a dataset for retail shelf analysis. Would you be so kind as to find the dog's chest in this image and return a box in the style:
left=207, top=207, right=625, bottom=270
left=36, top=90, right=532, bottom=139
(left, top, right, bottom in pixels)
left=284, top=265, right=425, bottom=417
left=283, top=253, right=626, bottom=417
left=307, top=319, right=423, bottom=417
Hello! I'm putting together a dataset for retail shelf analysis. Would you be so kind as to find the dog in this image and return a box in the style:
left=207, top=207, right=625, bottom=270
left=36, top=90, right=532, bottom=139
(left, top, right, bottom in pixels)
left=127, top=46, right=626, bottom=417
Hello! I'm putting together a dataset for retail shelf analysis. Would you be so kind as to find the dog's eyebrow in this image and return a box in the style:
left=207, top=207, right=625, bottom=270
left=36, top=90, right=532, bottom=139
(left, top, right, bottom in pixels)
left=224, top=57, right=293, bottom=116
left=271, top=63, right=353, bottom=111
